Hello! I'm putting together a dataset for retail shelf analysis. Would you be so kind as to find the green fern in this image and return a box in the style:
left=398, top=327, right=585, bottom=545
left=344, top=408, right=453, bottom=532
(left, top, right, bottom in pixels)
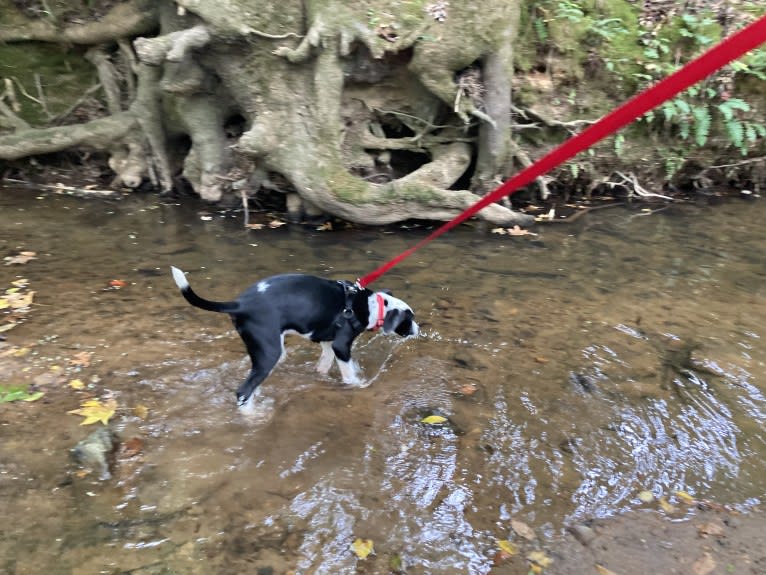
left=692, top=106, right=711, bottom=147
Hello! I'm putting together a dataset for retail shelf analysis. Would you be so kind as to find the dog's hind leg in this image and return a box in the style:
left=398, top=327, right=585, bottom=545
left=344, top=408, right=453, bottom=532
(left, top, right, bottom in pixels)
left=235, top=330, right=281, bottom=409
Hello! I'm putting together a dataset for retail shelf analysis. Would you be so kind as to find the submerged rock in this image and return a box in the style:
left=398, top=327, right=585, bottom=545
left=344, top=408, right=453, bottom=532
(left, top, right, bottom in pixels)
left=70, top=427, right=115, bottom=480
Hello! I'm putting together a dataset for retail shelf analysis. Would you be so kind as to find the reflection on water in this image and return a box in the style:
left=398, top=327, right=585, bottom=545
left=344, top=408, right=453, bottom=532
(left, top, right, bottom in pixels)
left=1, top=189, right=765, bottom=573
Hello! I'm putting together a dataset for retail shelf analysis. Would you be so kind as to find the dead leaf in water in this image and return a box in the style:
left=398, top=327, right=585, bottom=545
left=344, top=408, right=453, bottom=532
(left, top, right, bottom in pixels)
left=510, top=519, right=537, bottom=541
left=691, top=552, right=716, bottom=575
left=69, top=351, right=93, bottom=367
left=68, top=398, right=117, bottom=426
left=497, top=539, right=518, bottom=556
left=68, top=379, right=85, bottom=390
left=638, top=490, right=655, bottom=503
left=658, top=496, right=677, bottom=514
left=121, top=437, right=144, bottom=458
left=457, top=383, right=478, bottom=396
left=4, top=251, right=37, bottom=265
left=350, top=538, right=374, bottom=559
left=133, top=404, right=149, bottom=420
left=697, top=521, right=725, bottom=538
left=675, top=490, right=696, bottom=505
left=526, top=550, right=553, bottom=573
left=420, top=415, right=448, bottom=425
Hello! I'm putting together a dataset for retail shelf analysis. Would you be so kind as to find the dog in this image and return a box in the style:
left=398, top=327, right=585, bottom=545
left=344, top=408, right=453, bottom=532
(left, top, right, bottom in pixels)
left=171, top=266, right=418, bottom=409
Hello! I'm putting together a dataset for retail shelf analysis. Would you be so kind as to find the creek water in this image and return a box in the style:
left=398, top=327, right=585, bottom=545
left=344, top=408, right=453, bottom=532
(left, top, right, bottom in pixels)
left=1, top=188, right=765, bottom=574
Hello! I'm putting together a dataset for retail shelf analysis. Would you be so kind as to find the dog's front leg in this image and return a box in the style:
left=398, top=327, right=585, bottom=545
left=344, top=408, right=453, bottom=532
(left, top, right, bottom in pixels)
left=316, top=341, right=335, bottom=374
left=331, top=332, right=364, bottom=386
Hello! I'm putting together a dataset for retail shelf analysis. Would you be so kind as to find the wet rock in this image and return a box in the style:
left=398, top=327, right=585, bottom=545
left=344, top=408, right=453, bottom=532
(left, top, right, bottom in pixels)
left=568, top=524, right=597, bottom=546
left=70, top=427, right=115, bottom=480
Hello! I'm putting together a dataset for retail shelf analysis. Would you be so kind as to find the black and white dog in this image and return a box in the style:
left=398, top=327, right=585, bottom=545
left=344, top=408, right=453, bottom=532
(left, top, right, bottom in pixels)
left=171, top=267, right=418, bottom=410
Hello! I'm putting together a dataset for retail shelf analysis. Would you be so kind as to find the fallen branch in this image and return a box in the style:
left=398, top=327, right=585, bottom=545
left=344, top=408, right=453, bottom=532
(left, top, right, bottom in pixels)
left=612, top=171, right=674, bottom=201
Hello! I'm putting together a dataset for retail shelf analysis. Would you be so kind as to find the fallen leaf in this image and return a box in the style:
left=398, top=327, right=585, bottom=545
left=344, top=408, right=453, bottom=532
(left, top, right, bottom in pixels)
left=511, top=519, right=537, bottom=541
left=69, top=351, right=93, bottom=367
left=697, top=521, right=725, bottom=538
left=420, top=415, right=448, bottom=425
left=534, top=356, right=549, bottom=364
left=351, top=538, right=374, bottom=560
left=497, top=539, right=518, bottom=556
left=675, top=490, right=696, bottom=505
left=4, top=251, right=37, bottom=265
left=0, top=384, right=44, bottom=403
left=457, top=383, right=478, bottom=396
left=526, top=550, right=553, bottom=572
left=268, top=219, right=287, bottom=228
left=68, top=379, right=86, bottom=390
left=134, top=404, right=149, bottom=420
left=108, top=279, right=127, bottom=288
left=691, top=552, right=716, bottom=575
left=595, top=564, right=619, bottom=575
left=121, top=437, right=144, bottom=458
left=638, top=490, right=655, bottom=503
left=68, top=398, right=117, bottom=426
left=11, top=279, right=29, bottom=288
left=658, top=496, right=677, bottom=514
left=491, top=227, right=508, bottom=235
left=507, top=225, right=532, bottom=236
left=246, top=223, right=265, bottom=230
left=316, top=221, right=333, bottom=231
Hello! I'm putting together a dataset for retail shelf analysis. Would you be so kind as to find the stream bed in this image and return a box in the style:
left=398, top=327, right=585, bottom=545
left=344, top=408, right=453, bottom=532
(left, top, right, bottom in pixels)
left=1, top=188, right=765, bottom=574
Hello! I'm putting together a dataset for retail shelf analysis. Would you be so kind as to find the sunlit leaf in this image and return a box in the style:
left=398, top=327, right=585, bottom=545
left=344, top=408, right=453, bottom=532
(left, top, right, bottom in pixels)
left=133, top=404, right=149, bottom=420
left=527, top=550, right=553, bottom=570
left=68, top=398, right=117, bottom=426
left=350, top=538, right=374, bottom=559
left=638, top=490, right=654, bottom=503
left=658, top=496, right=677, bottom=514
left=68, top=379, right=86, bottom=390
left=420, top=415, right=448, bottom=425
left=497, top=539, right=518, bottom=556
left=675, top=490, right=695, bottom=505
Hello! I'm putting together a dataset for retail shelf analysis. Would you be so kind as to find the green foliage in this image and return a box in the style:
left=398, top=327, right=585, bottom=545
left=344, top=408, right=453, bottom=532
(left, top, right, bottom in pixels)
left=0, top=384, right=44, bottom=403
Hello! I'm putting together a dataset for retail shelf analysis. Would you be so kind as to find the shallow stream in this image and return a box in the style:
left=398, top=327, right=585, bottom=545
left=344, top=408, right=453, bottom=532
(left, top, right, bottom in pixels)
left=1, top=189, right=765, bottom=574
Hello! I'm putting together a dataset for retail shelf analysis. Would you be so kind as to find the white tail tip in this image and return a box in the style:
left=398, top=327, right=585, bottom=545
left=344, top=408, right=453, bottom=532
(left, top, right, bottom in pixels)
left=171, top=266, right=189, bottom=290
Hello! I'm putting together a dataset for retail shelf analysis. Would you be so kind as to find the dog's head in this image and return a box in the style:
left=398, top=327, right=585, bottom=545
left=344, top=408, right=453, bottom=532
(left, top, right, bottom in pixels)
left=368, top=291, right=418, bottom=337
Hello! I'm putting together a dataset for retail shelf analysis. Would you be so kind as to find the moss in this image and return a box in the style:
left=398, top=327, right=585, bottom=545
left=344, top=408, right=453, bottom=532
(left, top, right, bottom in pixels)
left=0, top=43, right=96, bottom=125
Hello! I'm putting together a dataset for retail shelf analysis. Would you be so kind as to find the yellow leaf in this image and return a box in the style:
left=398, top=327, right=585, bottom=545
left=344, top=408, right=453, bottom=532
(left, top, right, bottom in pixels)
left=0, top=298, right=8, bottom=310
left=420, top=415, right=448, bottom=425
left=68, top=379, right=85, bottom=390
left=658, top=496, right=677, bottom=514
left=595, top=564, right=619, bottom=575
left=497, top=540, right=518, bottom=556
left=526, top=550, right=553, bottom=570
left=350, top=538, right=374, bottom=560
left=675, top=490, right=696, bottom=505
left=12, top=347, right=30, bottom=357
left=638, top=490, right=654, bottom=503
left=134, top=404, right=149, bottom=420
left=68, top=398, right=117, bottom=426
left=11, top=279, right=29, bottom=288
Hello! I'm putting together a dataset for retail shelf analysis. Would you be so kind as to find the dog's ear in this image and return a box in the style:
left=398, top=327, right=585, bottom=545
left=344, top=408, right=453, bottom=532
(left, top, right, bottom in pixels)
left=382, top=308, right=403, bottom=333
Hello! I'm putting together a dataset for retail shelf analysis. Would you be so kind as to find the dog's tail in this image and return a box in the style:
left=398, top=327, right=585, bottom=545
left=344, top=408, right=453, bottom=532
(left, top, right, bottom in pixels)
left=171, top=266, right=240, bottom=314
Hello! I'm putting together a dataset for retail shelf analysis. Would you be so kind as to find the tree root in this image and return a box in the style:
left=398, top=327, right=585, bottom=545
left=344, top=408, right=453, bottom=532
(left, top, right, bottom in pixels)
left=0, top=112, right=137, bottom=160
left=0, top=0, right=157, bottom=44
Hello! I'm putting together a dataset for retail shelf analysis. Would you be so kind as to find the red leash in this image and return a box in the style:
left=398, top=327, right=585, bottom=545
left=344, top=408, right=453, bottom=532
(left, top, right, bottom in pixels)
left=357, top=15, right=766, bottom=288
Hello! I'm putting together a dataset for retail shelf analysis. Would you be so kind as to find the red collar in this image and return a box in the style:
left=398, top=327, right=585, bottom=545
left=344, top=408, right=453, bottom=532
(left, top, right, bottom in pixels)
left=372, top=293, right=386, bottom=331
